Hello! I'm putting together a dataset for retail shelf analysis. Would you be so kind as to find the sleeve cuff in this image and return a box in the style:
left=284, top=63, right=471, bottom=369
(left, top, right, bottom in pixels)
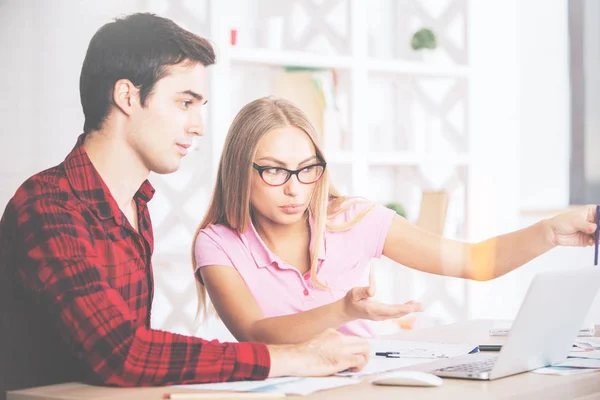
left=227, top=341, right=271, bottom=381
left=374, top=205, right=396, bottom=258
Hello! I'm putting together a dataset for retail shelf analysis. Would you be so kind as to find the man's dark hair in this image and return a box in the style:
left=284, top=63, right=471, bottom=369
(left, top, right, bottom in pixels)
left=80, top=13, right=216, bottom=133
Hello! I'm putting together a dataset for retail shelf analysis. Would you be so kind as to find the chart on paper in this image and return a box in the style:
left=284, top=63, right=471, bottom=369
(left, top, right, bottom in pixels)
left=370, top=339, right=478, bottom=359
left=337, top=339, right=478, bottom=377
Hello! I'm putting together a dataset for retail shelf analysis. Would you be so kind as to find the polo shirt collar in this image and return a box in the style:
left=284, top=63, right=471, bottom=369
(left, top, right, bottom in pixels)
left=243, top=213, right=326, bottom=269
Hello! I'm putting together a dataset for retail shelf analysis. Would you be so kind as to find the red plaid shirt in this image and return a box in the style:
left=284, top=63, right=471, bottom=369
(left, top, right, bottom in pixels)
left=0, top=135, right=270, bottom=389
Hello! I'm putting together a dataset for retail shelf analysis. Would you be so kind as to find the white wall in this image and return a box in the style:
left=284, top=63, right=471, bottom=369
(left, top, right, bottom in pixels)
left=518, top=0, right=571, bottom=210
left=466, top=0, right=600, bottom=324
left=0, top=1, right=37, bottom=209
left=0, top=0, right=145, bottom=208
left=584, top=0, right=600, bottom=182
left=467, top=0, right=521, bottom=320
left=474, top=0, right=600, bottom=325
left=468, top=0, right=521, bottom=241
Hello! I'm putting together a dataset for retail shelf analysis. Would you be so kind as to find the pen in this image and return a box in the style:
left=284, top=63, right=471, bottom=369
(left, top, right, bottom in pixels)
left=595, top=205, right=599, bottom=266
left=163, top=392, right=286, bottom=399
left=375, top=352, right=400, bottom=357
left=374, top=352, right=440, bottom=359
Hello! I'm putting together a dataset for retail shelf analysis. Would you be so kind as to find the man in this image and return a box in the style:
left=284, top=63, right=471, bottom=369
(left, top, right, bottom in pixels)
left=0, top=13, right=368, bottom=398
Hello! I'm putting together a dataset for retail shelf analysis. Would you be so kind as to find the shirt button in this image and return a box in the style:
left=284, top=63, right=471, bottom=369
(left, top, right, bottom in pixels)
left=303, top=288, right=309, bottom=296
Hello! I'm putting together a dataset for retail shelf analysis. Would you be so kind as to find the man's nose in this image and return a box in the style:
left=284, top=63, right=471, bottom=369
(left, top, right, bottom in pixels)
left=187, top=111, right=204, bottom=136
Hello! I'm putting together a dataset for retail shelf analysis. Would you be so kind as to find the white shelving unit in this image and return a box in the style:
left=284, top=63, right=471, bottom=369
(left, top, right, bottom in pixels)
left=229, top=47, right=354, bottom=69
left=204, top=0, right=472, bottom=327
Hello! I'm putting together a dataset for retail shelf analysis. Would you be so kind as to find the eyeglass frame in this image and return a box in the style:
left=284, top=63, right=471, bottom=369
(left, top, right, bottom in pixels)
left=252, top=161, right=327, bottom=186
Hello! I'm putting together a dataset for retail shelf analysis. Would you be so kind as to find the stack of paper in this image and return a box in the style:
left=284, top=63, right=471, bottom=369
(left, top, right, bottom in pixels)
left=568, top=336, right=600, bottom=360
left=536, top=336, right=600, bottom=375
left=569, top=349, right=600, bottom=359
left=534, top=358, right=600, bottom=375
left=573, top=336, right=600, bottom=350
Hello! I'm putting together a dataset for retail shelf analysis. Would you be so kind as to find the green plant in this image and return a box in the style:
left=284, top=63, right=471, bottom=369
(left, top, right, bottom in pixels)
left=385, top=202, right=407, bottom=219
left=410, top=28, right=437, bottom=51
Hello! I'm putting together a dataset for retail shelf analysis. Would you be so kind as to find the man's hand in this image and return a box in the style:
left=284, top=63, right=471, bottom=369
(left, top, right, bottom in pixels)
left=267, top=329, right=369, bottom=377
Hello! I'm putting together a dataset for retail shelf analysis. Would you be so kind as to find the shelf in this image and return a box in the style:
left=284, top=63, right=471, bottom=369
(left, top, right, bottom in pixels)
left=323, top=151, right=472, bottom=166
left=367, top=152, right=472, bottom=166
left=228, top=47, right=353, bottom=69
left=228, top=48, right=469, bottom=77
left=367, top=59, right=470, bottom=77
left=519, top=206, right=580, bottom=217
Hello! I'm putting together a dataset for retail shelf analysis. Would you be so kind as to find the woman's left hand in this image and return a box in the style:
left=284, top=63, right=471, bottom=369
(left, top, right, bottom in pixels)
left=548, top=205, right=598, bottom=247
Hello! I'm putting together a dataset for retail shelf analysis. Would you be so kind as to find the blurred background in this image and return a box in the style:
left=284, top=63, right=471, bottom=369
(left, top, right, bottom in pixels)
left=0, top=0, right=598, bottom=340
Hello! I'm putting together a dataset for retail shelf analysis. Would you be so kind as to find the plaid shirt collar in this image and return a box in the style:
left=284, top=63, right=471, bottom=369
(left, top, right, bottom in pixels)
left=64, top=133, right=155, bottom=221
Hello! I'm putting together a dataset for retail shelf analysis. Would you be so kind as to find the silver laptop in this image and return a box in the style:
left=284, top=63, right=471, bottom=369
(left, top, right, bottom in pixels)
left=431, top=267, right=600, bottom=380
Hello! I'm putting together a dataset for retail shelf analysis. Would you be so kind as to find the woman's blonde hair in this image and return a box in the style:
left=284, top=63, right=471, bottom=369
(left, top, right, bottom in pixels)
left=192, top=96, right=373, bottom=321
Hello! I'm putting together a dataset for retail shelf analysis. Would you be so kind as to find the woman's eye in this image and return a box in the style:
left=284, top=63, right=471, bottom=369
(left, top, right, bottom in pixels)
left=264, top=168, right=289, bottom=176
left=181, top=100, right=192, bottom=108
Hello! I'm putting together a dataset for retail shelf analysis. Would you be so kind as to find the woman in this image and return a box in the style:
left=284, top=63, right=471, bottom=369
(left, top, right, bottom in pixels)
left=192, top=96, right=597, bottom=344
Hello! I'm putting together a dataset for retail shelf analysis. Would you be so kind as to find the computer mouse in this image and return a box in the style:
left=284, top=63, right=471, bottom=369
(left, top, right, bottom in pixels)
left=370, top=370, right=443, bottom=387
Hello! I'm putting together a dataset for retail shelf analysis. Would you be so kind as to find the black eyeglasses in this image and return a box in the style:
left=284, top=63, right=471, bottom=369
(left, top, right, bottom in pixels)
left=252, top=162, right=327, bottom=186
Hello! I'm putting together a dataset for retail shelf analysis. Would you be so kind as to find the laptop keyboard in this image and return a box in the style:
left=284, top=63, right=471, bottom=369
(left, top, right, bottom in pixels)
left=435, top=356, right=498, bottom=373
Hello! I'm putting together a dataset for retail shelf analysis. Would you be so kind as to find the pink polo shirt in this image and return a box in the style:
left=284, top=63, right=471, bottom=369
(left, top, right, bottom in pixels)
left=194, top=200, right=396, bottom=337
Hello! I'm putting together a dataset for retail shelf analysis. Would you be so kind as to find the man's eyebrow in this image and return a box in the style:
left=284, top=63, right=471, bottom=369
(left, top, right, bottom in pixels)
left=178, top=90, right=208, bottom=104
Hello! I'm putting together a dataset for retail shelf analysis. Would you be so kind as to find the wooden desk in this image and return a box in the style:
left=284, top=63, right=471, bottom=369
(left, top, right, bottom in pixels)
left=8, top=320, right=600, bottom=400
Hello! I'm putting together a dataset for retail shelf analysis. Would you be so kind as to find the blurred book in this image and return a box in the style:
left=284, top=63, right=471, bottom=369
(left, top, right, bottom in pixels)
left=416, top=191, right=449, bottom=235
left=273, top=68, right=344, bottom=151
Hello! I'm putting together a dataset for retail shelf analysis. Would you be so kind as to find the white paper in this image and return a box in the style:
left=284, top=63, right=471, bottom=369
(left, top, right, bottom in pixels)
left=574, top=337, right=600, bottom=350
left=337, top=356, right=433, bottom=377
left=176, top=377, right=296, bottom=392
left=175, top=377, right=359, bottom=396
left=337, top=339, right=478, bottom=377
left=369, top=339, right=478, bottom=358
left=568, top=349, right=600, bottom=359
left=533, top=366, right=599, bottom=376
left=263, top=377, right=360, bottom=395
left=559, top=358, right=600, bottom=368
left=533, top=358, right=600, bottom=375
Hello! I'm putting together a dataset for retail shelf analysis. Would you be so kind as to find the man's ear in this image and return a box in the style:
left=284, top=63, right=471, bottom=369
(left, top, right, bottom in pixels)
left=112, top=79, right=140, bottom=116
